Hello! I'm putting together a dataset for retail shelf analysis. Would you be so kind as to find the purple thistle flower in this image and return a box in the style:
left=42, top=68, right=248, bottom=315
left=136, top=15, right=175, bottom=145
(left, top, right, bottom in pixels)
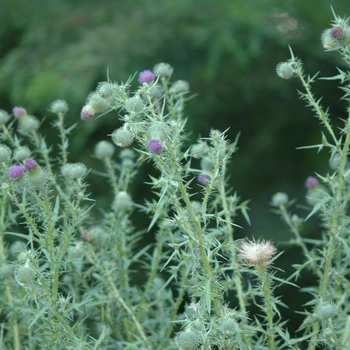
left=8, top=165, right=24, bottom=179
left=138, top=70, right=155, bottom=84
left=305, top=176, right=319, bottom=189
left=24, top=158, right=38, bottom=171
left=80, top=105, right=95, bottom=120
left=148, top=138, right=164, bottom=154
left=12, top=107, right=27, bottom=119
left=330, top=25, right=345, bottom=40
left=197, top=172, right=210, bottom=185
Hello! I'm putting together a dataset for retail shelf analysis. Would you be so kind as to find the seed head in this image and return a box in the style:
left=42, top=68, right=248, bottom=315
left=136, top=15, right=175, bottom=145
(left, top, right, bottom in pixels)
left=138, top=70, right=155, bottom=84
left=239, top=239, right=277, bottom=266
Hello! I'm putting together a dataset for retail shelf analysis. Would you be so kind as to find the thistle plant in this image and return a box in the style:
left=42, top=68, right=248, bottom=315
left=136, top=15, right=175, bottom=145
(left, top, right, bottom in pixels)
left=1, top=8, right=350, bottom=350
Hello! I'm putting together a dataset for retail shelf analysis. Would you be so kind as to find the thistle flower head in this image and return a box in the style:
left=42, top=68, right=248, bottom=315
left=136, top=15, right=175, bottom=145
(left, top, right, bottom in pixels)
left=175, top=330, right=201, bottom=350
left=0, top=145, right=12, bottom=162
left=153, top=63, right=173, bottom=77
left=239, top=239, right=277, bottom=266
left=305, top=176, right=319, bottom=189
left=8, top=165, right=24, bottom=179
left=148, top=138, right=164, bottom=154
left=111, top=128, right=134, bottom=148
left=0, top=109, right=10, bottom=125
left=315, top=302, right=338, bottom=320
left=94, top=140, right=115, bottom=159
left=197, top=172, right=210, bottom=185
left=271, top=192, right=289, bottom=206
left=24, top=158, right=38, bottom=171
left=80, top=105, right=96, bottom=120
left=18, top=115, right=40, bottom=133
left=12, top=106, right=27, bottom=119
left=138, top=70, right=155, bottom=84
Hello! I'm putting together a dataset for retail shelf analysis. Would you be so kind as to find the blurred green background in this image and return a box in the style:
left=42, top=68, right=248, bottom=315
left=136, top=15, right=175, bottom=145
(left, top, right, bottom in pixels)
left=1, top=0, right=348, bottom=333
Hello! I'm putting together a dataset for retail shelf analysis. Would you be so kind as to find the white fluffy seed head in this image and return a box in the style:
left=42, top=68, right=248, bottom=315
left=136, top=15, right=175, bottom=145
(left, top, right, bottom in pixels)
left=239, top=239, right=277, bottom=266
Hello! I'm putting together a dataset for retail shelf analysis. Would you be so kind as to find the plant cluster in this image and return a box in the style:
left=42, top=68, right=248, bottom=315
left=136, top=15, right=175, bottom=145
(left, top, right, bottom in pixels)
left=1, top=9, right=350, bottom=350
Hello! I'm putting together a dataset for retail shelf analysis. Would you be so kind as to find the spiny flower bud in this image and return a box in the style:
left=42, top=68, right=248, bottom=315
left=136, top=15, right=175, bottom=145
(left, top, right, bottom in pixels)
left=148, top=138, right=164, bottom=154
left=153, top=63, right=173, bottom=77
left=14, top=265, right=36, bottom=286
left=197, top=172, right=210, bottom=185
left=8, top=165, right=24, bottom=179
left=111, top=128, right=134, bottom=148
left=81, top=105, right=96, bottom=120
left=271, top=192, right=289, bottom=206
left=24, top=158, right=38, bottom=171
left=239, top=239, right=277, bottom=266
left=147, top=122, right=169, bottom=140
left=14, top=147, right=31, bottom=161
left=0, top=144, right=12, bottom=162
left=125, top=96, right=145, bottom=114
left=89, top=226, right=109, bottom=249
left=221, top=319, right=239, bottom=334
left=138, top=70, right=155, bottom=84
left=276, top=62, right=295, bottom=79
left=321, top=29, right=336, bottom=49
left=12, top=106, right=27, bottom=119
left=94, top=140, right=115, bottom=159
left=169, top=80, right=190, bottom=94
left=87, top=92, right=111, bottom=113
left=149, top=85, right=163, bottom=99
left=9, top=241, right=26, bottom=256
left=119, top=148, right=136, bottom=159
left=62, top=163, right=87, bottom=179
left=25, top=167, right=49, bottom=189
left=305, top=176, right=318, bottom=189
left=97, top=82, right=115, bottom=99
left=0, top=109, right=10, bottom=125
left=200, top=157, right=214, bottom=172
left=113, top=191, right=133, bottom=211
left=175, top=330, right=201, bottom=350
left=50, top=100, right=69, bottom=114
left=0, top=264, right=13, bottom=278
left=18, top=115, right=40, bottom=133
left=315, top=302, right=337, bottom=320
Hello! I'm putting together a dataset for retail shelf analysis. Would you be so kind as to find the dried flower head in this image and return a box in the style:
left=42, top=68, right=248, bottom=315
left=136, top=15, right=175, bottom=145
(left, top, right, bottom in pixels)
left=239, top=239, right=277, bottom=266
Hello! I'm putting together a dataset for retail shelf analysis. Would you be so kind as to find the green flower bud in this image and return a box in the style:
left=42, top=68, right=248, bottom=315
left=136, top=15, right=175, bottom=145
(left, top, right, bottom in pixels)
left=87, top=92, right=111, bottom=113
left=200, top=156, right=214, bottom=172
left=63, top=163, right=88, bottom=179
left=18, top=115, right=40, bottom=133
left=111, top=128, right=134, bottom=148
left=0, top=109, right=10, bottom=125
left=271, top=192, right=289, bottom=206
left=316, top=302, right=337, bottom=320
left=175, top=331, right=201, bottom=350
left=113, top=191, right=133, bottom=211
left=94, top=141, right=115, bottom=159
left=50, top=100, right=69, bottom=114
left=221, top=319, right=239, bottom=334
left=170, top=80, right=190, bottom=94
left=14, top=147, right=31, bottom=161
left=25, top=167, right=50, bottom=189
left=321, top=29, right=336, bottom=49
left=125, top=96, right=145, bottom=114
left=149, top=85, right=163, bottom=99
left=89, top=226, right=109, bottom=249
left=276, top=62, right=295, bottom=79
left=147, top=121, right=169, bottom=140
left=9, top=241, right=26, bottom=256
left=119, top=148, right=136, bottom=159
left=97, top=82, right=115, bottom=99
left=15, top=265, right=36, bottom=286
left=68, top=242, right=85, bottom=259
left=0, top=264, right=14, bottom=278
left=153, top=63, right=173, bottom=77
left=0, top=144, right=12, bottom=162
